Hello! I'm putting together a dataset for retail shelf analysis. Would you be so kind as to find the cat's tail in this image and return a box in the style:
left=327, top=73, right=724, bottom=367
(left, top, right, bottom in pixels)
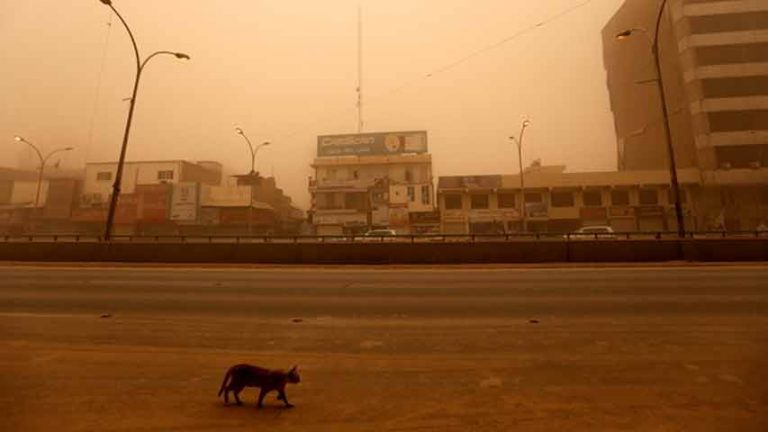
left=217, top=369, right=231, bottom=397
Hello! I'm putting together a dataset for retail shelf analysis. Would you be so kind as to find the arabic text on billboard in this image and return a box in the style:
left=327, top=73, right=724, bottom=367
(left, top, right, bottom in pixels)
left=317, top=131, right=427, bottom=157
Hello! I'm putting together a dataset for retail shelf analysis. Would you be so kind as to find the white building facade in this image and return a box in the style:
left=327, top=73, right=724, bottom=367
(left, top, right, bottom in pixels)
left=309, top=131, right=437, bottom=235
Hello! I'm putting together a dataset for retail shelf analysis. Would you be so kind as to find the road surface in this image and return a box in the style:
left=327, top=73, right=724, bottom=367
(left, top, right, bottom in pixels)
left=1, top=264, right=767, bottom=431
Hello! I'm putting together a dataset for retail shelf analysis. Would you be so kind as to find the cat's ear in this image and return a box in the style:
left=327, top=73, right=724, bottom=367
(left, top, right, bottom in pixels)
left=290, top=365, right=298, bottom=372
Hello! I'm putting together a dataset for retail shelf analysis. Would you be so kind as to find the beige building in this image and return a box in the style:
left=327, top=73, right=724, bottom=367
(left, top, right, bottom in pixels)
left=81, top=160, right=222, bottom=207
left=309, top=131, right=436, bottom=235
left=603, top=0, right=768, bottom=230
left=439, top=167, right=707, bottom=234
left=604, top=0, right=768, bottom=171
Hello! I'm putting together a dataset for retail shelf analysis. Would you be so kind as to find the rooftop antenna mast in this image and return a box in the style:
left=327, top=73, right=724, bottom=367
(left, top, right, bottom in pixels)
left=356, top=3, right=363, bottom=134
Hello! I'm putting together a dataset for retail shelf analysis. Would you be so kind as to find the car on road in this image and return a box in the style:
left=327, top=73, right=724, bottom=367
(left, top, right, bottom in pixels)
left=356, top=229, right=399, bottom=242
left=565, top=225, right=617, bottom=240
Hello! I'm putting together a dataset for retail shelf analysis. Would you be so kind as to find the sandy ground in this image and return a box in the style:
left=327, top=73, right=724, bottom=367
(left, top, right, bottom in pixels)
left=1, top=265, right=767, bottom=431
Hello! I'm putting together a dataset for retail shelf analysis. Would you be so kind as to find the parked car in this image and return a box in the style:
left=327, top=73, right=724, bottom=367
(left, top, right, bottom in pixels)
left=357, top=229, right=398, bottom=242
left=565, top=226, right=617, bottom=240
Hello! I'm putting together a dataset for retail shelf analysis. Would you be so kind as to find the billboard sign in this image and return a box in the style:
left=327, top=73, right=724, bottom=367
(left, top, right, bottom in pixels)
left=317, top=131, right=428, bottom=157
left=170, top=183, right=199, bottom=223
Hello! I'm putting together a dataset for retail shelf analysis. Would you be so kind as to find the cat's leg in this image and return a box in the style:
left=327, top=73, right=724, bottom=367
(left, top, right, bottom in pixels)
left=233, top=386, right=244, bottom=405
left=223, top=387, right=230, bottom=404
left=257, top=388, right=268, bottom=408
left=278, top=390, right=294, bottom=408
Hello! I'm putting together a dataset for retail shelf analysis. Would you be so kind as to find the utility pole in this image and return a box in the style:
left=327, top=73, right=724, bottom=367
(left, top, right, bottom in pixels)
left=510, top=120, right=531, bottom=233
left=356, top=4, right=364, bottom=134
left=616, top=0, right=685, bottom=238
left=13, top=136, right=74, bottom=210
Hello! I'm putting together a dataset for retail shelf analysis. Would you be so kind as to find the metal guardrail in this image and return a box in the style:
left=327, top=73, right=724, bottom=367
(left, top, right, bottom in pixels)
left=1, top=231, right=767, bottom=243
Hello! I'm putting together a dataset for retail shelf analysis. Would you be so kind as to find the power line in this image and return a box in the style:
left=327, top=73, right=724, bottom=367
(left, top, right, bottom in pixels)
left=86, top=12, right=113, bottom=158
left=272, top=0, right=601, bottom=144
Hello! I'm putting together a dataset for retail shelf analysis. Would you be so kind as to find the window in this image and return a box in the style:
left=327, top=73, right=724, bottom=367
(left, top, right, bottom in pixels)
left=421, top=185, right=430, bottom=205
left=407, top=186, right=415, bottom=202
left=318, top=192, right=341, bottom=210
left=583, top=190, right=602, bottom=207
left=345, top=192, right=367, bottom=210
left=611, top=190, right=630, bottom=206
left=551, top=191, right=575, bottom=207
left=470, top=194, right=489, bottom=209
left=498, top=193, right=516, bottom=208
left=638, top=189, right=659, bottom=205
left=352, top=170, right=359, bottom=180
left=445, top=194, right=463, bottom=210
left=405, top=169, right=413, bottom=182
left=524, top=192, right=543, bottom=203
left=96, top=171, right=112, bottom=181
left=157, top=170, right=174, bottom=181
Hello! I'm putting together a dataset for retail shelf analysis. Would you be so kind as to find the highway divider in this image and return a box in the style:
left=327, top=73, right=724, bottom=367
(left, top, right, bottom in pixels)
left=0, top=239, right=766, bottom=263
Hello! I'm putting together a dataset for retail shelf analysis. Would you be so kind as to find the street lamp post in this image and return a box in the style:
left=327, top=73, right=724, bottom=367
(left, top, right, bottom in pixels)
left=510, top=119, right=531, bottom=233
left=13, top=136, right=74, bottom=209
left=616, top=0, right=685, bottom=238
left=98, top=0, right=190, bottom=241
left=235, top=127, right=271, bottom=237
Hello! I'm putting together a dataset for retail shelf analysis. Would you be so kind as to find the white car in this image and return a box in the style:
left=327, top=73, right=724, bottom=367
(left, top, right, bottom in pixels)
left=357, top=229, right=398, bottom=242
left=566, top=226, right=617, bottom=240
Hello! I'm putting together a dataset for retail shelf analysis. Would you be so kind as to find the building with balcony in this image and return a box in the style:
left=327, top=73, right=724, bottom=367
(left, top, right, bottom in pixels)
left=308, top=131, right=436, bottom=235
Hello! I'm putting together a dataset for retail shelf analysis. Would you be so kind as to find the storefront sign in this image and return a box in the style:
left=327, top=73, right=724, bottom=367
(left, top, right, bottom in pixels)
left=580, top=207, right=608, bottom=220
left=609, top=206, right=635, bottom=218
left=170, top=183, right=199, bottom=222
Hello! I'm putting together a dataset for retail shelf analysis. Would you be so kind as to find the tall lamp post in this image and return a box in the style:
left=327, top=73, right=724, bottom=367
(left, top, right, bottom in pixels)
left=235, top=127, right=271, bottom=236
left=98, top=0, right=190, bottom=240
left=510, top=119, right=531, bottom=233
left=616, top=0, right=685, bottom=238
left=13, top=136, right=74, bottom=209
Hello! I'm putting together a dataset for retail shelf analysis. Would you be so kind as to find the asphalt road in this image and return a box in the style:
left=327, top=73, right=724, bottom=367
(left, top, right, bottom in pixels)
left=1, top=264, right=767, bottom=431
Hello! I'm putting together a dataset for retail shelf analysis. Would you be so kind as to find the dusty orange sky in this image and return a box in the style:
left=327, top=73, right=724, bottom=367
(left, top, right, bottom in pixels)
left=1, top=0, right=623, bottom=207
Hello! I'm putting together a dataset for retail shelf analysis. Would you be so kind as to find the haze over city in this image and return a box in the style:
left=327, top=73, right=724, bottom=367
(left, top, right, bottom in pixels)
left=1, top=0, right=622, bottom=207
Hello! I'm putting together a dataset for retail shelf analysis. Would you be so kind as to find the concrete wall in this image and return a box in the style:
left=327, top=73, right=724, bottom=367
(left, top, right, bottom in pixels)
left=1, top=239, right=766, bottom=264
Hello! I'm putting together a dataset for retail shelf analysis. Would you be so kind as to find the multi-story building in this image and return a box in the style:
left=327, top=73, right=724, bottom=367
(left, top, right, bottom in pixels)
left=603, top=0, right=768, bottom=230
left=308, top=131, right=436, bottom=235
left=438, top=166, right=702, bottom=234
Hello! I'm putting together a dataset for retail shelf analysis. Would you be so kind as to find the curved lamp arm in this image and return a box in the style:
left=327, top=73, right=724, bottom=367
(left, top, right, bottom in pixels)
left=100, top=0, right=140, bottom=74
left=14, top=136, right=44, bottom=165
left=42, top=147, right=75, bottom=165
left=141, top=50, right=191, bottom=71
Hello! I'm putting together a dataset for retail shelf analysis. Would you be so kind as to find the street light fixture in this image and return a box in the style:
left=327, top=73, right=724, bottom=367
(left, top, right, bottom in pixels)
left=99, top=0, right=190, bottom=241
left=235, top=127, right=271, bottom=174
left=234, top=127, right=272, bottom=237
left=510, top=119, right=531, bottom=233
left=616, top=0, right=685, bottom=238
left=13, top=135, right=74, bottom=209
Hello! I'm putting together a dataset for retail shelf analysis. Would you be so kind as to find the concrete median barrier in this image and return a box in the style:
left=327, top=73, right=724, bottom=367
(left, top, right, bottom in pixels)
left=1, top=238, right=767, bottom=264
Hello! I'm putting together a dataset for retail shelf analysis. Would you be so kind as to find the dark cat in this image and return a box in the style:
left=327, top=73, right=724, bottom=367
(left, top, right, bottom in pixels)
left=218, top=364, right=300, bottom=408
